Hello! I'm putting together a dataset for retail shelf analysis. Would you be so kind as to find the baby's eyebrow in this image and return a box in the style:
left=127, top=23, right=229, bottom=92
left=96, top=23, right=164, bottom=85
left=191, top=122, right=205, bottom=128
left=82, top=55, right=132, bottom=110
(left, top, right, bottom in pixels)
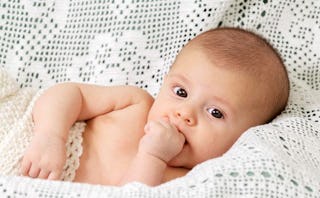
left=168, top=73, right=189, bottom=83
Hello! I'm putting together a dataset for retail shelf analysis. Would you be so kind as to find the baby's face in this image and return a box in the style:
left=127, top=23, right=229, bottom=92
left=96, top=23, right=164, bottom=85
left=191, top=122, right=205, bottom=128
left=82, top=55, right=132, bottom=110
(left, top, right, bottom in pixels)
left=148, top=44, right=267, bottom=168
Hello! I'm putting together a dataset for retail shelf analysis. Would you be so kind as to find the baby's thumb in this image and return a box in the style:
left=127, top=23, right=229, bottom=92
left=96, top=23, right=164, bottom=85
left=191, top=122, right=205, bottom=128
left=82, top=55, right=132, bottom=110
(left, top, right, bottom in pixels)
left=144, top=121, right=156, bottom=133
left=144, top=123, right=150, bottom=133
left=162, top=116, right=170, bottom=122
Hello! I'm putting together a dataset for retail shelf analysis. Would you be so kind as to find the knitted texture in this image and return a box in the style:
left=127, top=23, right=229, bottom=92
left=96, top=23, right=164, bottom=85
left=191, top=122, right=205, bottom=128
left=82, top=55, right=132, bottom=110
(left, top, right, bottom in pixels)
left=0, top=68, right=36, bottom=175
left=0, top=69, right=86, bottom=181
left=0, top=0, right=320, bottom=197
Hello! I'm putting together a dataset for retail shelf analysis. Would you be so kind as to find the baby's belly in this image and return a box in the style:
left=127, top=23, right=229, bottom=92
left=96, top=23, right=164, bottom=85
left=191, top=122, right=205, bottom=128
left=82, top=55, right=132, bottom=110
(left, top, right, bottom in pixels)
left=74, top=104, right=149, bottom=185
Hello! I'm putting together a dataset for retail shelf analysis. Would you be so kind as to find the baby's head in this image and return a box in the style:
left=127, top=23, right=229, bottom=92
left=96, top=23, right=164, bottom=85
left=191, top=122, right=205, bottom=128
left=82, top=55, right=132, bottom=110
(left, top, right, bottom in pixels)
left=148, top=27, right=289, bottom=168
left=184, top=27, right=289, bottom=122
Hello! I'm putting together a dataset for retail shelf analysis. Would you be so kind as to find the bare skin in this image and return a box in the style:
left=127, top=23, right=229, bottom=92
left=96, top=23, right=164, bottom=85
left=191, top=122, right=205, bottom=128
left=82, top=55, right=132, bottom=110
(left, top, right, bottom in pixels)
left=21, top=83, right=189, bottom=186
left=20, top=34, right=287, bottom=186
left=74, top=96, right=189, bottom=185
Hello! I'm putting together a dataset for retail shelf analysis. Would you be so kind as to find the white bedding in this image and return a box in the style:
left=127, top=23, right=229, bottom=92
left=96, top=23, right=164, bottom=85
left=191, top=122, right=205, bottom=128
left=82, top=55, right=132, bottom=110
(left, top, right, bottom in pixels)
left=0, top=0, right=319, bottom=197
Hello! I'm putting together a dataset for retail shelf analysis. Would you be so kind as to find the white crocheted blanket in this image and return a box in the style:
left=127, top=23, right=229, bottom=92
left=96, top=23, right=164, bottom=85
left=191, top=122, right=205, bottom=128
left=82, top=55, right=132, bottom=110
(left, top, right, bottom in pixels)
left=1, top=0, right=320, bottom=197
left=0, top=68, right=37, bottom=175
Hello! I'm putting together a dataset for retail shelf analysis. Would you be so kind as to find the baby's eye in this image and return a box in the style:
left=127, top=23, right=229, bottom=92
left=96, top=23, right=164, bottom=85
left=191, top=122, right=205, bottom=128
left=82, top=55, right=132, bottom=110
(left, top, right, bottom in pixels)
left=207, top=108, right=224, bottom=119
left=173, top=86, right=188, bottom=98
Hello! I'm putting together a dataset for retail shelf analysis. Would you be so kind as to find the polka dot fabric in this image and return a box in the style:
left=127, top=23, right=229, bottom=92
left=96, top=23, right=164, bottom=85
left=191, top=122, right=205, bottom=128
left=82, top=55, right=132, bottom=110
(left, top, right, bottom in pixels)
left=0, top=0, right=319, bottom=197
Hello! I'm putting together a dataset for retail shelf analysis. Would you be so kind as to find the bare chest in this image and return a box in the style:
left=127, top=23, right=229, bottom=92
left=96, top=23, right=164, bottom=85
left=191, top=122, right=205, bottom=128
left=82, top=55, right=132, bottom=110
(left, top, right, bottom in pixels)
left=73, top=104, right=189, bottom=185
left=74, top=104, right=148, bottom=185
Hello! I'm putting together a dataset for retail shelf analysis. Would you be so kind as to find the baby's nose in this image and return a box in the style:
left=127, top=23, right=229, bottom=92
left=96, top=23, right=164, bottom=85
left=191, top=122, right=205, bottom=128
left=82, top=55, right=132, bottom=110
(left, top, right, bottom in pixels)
left=175, top=110, right=196, bottom=126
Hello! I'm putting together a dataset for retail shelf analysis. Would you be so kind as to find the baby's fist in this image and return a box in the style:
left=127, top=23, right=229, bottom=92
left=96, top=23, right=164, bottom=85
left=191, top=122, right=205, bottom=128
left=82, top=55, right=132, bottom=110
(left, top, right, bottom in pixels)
left=139, top=118, right=185, bottom=163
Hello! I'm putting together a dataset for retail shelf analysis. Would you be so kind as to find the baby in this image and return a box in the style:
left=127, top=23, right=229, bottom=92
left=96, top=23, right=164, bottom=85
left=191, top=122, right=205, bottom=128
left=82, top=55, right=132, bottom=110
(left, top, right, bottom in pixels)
left=20, top=27, right=289, bottom=186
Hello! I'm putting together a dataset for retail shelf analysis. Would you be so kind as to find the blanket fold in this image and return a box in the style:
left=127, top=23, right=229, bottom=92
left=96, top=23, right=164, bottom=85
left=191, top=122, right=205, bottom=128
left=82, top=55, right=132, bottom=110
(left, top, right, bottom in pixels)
left=0, top=68, right=36, bottom=175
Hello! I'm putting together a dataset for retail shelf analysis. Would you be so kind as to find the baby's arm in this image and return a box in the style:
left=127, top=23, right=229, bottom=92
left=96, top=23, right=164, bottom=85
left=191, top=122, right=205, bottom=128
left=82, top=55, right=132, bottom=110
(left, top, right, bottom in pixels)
left=21, top=83, right=152, bottom=180
left=120, top=118, right=185, bottom=186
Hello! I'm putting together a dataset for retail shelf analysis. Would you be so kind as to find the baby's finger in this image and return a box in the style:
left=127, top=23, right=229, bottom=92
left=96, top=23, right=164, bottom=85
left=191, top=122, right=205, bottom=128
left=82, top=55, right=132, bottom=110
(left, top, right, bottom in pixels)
left=160, top=116, right=170, bottom=123
left=38, top=169, right=50, bottom=179
left=144, top=122, right=151, bottom=133
left=144, top=121, right=160, bottom=132
left=159, top=117, right=176, bottom=130
left=178, top=131, right=186, bottom=143
left=28, top=165, right=40, bottom=178
left=159, top=116, right=170, bottom=124
left=20, top=160, right=31, bottom=176
left=48, top=171, right=62, bottom=180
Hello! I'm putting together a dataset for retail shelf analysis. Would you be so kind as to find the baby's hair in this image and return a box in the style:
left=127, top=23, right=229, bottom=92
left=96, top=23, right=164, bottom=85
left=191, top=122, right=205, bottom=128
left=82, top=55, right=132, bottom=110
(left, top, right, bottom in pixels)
left=188, top=27, right=290, bottom=122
